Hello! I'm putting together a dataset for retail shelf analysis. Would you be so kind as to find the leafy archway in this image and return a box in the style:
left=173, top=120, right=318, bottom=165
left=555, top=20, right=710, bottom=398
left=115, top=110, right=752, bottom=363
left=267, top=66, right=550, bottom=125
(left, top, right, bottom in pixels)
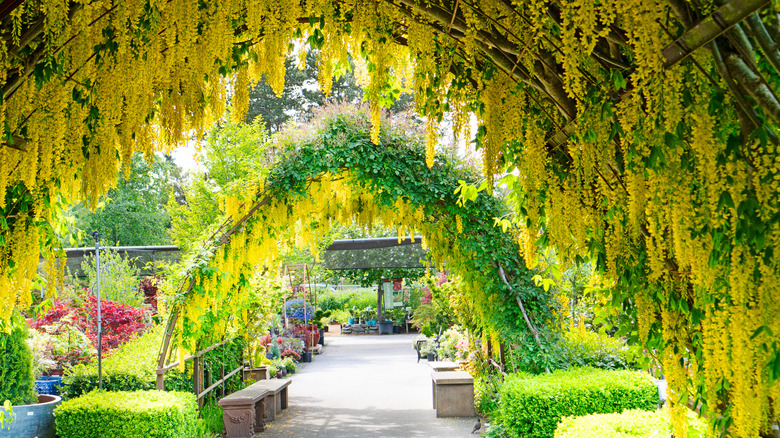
left=157, top=110, right=554, bottom=375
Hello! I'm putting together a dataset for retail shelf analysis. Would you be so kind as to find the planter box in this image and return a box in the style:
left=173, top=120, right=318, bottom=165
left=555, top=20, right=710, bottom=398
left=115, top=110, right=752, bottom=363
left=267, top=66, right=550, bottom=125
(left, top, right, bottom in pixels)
left=243, top=366, right=270, bottom=382
left=0, top=395, right=61, bottom=438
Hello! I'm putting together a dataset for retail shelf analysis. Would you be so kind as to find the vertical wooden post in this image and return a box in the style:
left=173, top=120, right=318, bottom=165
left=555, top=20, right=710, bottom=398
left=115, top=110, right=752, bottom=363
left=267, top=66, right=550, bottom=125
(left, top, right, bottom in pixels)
left=499, top=341, right=506, bottom=372
left=221, top=341, right=226, bottom=398
left=193, top=356, right=202, bottom=409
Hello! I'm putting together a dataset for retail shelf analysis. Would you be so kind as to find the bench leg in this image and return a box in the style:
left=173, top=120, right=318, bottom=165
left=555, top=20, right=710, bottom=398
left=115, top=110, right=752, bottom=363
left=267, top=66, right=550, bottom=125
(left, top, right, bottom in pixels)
left=265, top=394, right=276, bottom=421
left=280, top=387, right=288, bottom=409
left=222, top=406, right=255, bottom=438
left=254, top=399, right=267, bottom=433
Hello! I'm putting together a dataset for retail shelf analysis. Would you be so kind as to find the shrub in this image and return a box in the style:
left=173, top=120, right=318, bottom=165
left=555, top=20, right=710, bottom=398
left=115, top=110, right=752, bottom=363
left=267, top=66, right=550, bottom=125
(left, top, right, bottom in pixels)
left=0, top=322, right=36, bottom=405
left=63, top=325, right=244, bottom=398
left=63, top=325, right=187, bottom=398
left=55, top=390, right=202, bottom=438
left=497, top=367, right=659, bottom=438
left=29, top=318, right=96, bottom=369
left=555, top=408, right=708, bottom=438
left=32, top=296, right=148, bottom=354
left=80, top=248, right=144, bottom=307
left=563, top=326, right=634, bottom=370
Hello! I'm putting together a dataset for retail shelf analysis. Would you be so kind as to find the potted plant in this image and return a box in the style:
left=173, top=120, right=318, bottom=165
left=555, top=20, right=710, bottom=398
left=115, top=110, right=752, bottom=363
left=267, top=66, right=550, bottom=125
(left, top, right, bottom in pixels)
left=1, top=319, right=61, bottom=438
left=419, top=340, right=437, bottom=361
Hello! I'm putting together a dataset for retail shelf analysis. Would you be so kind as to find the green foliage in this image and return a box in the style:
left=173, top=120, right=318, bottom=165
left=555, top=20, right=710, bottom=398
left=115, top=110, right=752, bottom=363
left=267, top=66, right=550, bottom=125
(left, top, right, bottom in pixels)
left=497, top=367, right=659, bottom=438
left=63, top=326, right=187, bottom=398
left=328, top=309, right=350, bottom=323
left=80, top=248, right=143, bottom=307
left=0, top=322, right=36, bottom=405
left=562, top=327, right=634, bottom=370
left=318, top=288, right=378, bottom=313
left=72, top=153, right=174, bottom=246
left=410, top=275, right=458, bottom=336
left=55, top=390, right=203, bottom=438
left=436, top=325, right=466, bottom=360
left=199, top=401, right=224, bottom=437
left=554, top=408, right=708, bottom=438
left=0, top=400, right=13, bottom=430
left=166, top=118, right=275, bottom=255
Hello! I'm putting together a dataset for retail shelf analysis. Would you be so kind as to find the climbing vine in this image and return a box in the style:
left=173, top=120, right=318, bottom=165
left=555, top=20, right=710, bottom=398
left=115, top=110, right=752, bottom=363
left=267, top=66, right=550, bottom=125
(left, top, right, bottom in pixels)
left=158, top=109, right=556, bottom=374
left=1, top=1, right=779, bottom=435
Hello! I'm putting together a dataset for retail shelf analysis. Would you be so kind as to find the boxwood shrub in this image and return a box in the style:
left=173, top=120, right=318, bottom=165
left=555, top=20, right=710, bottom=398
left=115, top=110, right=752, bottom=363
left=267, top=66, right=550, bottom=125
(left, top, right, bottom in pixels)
left=554, top=408, right=708, bottom=438
left=497, top=367, right=658, bottom=438
left=55, top=390, right=202, bottom=438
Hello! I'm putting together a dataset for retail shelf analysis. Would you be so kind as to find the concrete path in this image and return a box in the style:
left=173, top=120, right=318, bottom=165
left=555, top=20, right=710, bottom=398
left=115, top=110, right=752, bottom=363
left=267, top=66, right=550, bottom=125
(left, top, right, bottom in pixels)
left=262, top=334, right=479, bottom=438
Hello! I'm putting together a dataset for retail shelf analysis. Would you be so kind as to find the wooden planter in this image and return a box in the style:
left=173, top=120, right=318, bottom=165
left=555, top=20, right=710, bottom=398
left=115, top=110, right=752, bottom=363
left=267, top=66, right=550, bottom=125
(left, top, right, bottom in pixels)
left=243, top=366, right=270, bottom=382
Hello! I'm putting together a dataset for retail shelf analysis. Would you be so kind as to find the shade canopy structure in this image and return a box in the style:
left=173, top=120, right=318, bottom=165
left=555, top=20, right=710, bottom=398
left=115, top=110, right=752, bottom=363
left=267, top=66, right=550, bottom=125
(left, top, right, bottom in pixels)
left=322, top=237, right=428, bottom=270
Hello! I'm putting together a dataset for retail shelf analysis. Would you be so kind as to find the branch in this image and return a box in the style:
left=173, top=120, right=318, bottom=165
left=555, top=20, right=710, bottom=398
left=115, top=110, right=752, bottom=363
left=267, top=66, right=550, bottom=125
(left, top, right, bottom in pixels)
left=725, top=50, right=780, bottom=125
left=496, top=263, right=547, bottom=362
left=663, top=0, right=770, bottom=68
left=745, top=13, right=780, bottom=75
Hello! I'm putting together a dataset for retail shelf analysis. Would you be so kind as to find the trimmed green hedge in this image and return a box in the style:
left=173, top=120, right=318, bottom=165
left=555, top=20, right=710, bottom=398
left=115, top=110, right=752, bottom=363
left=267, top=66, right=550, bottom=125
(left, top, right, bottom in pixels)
left=55, top=390, right=202, bottom=438
left=498, top=367, right=659, bottom=438
left=555, top=408, right=708, bottom=438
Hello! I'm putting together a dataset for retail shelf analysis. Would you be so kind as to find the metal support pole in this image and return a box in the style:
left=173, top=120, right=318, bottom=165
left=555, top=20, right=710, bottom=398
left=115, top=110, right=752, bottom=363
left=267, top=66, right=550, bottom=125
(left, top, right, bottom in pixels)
left=91, top=231, right=103, bottom=390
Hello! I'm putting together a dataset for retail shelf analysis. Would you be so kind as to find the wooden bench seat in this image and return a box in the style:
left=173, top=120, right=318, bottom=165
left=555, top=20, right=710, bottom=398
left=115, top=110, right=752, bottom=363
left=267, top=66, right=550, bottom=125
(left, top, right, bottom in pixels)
left=218, top=384, right=270, bottom=437
left=247, top=379, right=292, bottom=421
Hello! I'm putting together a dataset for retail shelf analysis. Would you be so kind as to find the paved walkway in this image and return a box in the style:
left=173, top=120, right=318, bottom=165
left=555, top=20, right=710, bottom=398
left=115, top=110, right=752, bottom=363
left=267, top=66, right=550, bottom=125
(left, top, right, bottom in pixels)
left=262, top=334, right=478, bottom=437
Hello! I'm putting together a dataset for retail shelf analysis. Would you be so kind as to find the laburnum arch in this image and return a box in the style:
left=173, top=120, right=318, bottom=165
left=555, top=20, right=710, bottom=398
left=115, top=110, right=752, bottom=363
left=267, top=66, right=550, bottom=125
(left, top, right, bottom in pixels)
left=0, top=0, right=778, bottom=436
left=155, top=112, right=554, bottom=379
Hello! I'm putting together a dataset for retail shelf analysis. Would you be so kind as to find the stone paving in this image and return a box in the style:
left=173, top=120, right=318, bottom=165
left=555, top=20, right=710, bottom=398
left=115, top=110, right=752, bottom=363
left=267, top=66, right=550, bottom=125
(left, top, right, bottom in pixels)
left=261, top=333, right=479, bottom=438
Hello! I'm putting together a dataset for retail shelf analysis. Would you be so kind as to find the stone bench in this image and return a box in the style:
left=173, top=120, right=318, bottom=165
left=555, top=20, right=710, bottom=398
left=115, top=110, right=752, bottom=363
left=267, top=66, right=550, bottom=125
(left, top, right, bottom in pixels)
left=248, top=379, right=292, bottom=421
left=218, top=384, right=269, bottom=437
left=431, top=371, right=475, bottom=418
left=427, top=361, right=460, bottom=372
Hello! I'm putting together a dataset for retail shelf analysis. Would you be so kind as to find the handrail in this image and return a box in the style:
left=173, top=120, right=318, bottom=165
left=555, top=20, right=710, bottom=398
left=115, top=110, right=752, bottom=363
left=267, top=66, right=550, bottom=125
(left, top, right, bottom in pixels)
left=197, top=365, right=243, bottom=400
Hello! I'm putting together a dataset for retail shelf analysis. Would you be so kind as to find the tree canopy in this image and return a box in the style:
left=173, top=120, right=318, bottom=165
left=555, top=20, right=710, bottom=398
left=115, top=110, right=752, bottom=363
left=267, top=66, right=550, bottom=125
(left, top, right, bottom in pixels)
left=0, top=1, right=778, bottom=436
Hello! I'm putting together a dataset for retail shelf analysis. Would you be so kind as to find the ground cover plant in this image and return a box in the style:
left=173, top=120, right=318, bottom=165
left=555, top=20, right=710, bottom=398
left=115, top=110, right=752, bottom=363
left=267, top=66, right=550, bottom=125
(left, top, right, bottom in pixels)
left=497, top=367, right=659, bottom=438
left=54, top=390, right=202, bottom=438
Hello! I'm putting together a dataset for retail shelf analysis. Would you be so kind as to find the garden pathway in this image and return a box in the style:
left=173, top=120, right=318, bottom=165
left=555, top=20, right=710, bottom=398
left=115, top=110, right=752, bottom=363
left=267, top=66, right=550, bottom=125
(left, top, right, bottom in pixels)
left=261, top=333, right=480, bottom=437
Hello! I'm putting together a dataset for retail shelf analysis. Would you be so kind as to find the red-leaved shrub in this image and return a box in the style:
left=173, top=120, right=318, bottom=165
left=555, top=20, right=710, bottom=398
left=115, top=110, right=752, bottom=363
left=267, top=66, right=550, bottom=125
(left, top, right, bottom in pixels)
left=32, top=296, right=148, bottom=354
